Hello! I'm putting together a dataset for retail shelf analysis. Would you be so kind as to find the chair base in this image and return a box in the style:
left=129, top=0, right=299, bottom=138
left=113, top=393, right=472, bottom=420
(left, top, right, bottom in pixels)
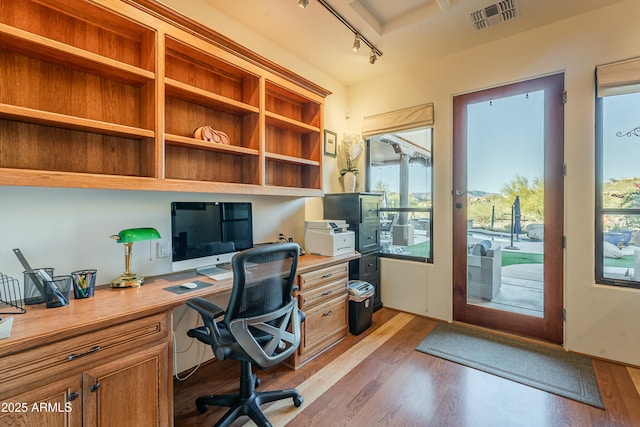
left=196, top=361, right=303, bottom=427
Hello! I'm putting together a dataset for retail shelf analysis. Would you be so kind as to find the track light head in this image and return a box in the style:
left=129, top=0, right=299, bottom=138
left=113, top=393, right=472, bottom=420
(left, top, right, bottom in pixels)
left=369, top=50, right=378, bottom=64
left=298, top=0, right=309, bottom=8
left=352, top=34, right=361, bottom=52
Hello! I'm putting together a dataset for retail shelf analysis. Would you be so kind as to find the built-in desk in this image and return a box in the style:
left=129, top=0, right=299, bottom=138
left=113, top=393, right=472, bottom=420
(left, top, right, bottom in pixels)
left=0, top=251, right=359, bottom=426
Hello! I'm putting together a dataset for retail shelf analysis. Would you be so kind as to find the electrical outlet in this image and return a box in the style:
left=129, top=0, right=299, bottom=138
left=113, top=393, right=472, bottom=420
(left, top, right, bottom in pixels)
left=156, top=240, right=171, bottom=258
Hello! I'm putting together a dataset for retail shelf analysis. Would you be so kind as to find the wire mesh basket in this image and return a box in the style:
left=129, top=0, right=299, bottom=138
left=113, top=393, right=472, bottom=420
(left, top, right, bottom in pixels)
left=0, top=272, right=26, bottom=314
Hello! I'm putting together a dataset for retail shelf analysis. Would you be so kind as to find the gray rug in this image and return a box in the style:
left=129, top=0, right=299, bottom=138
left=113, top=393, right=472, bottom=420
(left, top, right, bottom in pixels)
left=416, top=323, right=604, bottom=409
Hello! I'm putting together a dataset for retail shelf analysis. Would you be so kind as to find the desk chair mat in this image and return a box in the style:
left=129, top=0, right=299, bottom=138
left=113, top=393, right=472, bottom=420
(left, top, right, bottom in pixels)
left=164, top=281, right=213, bottom=294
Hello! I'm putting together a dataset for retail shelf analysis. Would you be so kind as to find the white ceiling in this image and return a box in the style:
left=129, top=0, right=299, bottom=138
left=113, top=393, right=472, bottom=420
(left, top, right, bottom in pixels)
left=201, top=0, right=621, bottom=86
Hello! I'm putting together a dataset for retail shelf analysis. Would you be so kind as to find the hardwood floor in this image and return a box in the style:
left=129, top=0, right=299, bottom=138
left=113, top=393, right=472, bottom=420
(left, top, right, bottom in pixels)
left=174, top=308, right=640, bottom=426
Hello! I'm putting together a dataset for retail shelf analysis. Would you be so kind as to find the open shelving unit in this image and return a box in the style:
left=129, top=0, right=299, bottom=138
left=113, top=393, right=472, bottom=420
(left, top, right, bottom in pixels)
left=0, top=0, right=329, bottom=196
left=264, top=81, right=322, bottom=190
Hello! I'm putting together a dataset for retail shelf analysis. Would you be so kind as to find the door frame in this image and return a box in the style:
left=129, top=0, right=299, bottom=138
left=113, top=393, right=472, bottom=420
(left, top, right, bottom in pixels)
left=452, top=73, right=565, bottom=344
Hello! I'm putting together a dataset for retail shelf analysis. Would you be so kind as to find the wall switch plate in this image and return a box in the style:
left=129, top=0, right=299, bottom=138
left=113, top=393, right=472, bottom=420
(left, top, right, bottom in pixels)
left=157, top=240, right=171, bottom=258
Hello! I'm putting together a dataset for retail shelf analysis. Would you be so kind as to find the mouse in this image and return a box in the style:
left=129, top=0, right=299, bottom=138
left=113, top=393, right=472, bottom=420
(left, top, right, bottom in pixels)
left=180, top=282, right=198, bottom=289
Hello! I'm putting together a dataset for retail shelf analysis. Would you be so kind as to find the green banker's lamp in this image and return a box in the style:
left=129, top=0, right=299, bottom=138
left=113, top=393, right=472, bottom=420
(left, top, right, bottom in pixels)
left=110, top=227, right=161, bottom=288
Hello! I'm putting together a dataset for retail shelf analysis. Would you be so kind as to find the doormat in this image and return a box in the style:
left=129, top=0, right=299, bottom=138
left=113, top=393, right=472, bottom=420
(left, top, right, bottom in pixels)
left=416, top=323, right=604, bottom=409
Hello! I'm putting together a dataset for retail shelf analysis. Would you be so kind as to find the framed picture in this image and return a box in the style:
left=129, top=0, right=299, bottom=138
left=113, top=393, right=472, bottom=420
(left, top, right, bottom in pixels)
left=324, top=130, right=337, bottom=157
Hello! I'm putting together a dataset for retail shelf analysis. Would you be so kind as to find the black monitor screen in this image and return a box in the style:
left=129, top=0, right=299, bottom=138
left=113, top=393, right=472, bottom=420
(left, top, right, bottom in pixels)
left=171, top=202, right=253, bottom=263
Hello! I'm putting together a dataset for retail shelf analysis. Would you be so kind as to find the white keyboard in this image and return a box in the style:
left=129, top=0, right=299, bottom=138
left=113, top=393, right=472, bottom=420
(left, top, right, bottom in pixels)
left=197, top=266, right=233, bottom=281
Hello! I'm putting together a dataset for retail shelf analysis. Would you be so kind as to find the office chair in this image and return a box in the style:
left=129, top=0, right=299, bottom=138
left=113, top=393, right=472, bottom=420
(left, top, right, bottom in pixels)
left=186, top=243, right=304, bottom=427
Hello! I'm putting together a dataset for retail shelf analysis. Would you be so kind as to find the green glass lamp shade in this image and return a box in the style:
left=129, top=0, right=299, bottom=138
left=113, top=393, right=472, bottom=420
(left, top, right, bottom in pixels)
left=110, top=227, right=161, bottom=288
left=112, top=227, right=161, bottom=243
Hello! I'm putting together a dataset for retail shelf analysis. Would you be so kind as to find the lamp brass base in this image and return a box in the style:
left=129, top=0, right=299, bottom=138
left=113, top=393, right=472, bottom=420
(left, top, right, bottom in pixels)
left=111, top=273, right=144, bottom=288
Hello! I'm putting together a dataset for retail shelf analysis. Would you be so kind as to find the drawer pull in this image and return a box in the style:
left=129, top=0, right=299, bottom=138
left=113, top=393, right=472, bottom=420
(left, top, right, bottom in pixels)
left=322, top=310, right=333, bottom=317
left=90, top=383, right=100, bottom=393
left=321, top=273, right=333, bottom=279
left=67, top=345, right=101, bottom=361
left=68, top=392, right=79, bottom=402
left=321, top=290, right=334, bottom=296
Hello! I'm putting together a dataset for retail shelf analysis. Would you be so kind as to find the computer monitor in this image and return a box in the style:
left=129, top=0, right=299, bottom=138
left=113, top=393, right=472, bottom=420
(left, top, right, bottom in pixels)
left=170, top=201, right=253, bottom=279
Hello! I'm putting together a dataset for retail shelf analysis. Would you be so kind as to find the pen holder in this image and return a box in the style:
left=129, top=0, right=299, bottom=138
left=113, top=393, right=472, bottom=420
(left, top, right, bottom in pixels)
left=23, top=268, right=54, bottom=305
left=43, top=275, right=72, bottom=308
left=71, top=269, right=97, bottom=299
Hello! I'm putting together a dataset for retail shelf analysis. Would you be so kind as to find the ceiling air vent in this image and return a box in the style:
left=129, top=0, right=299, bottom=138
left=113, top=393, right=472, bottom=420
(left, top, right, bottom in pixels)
left=469, top=0, right=519, bottom=30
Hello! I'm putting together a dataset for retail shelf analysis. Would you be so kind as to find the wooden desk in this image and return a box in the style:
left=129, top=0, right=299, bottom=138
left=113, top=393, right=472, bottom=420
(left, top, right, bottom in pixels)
left=0, top=252, right=359, bottom=426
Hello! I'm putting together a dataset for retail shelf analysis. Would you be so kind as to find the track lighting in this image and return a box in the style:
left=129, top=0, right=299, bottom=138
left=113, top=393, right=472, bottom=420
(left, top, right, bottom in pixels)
left=352, top=34, right=361, bottom=52
left=369, top=50, right=378, bottom=64
left=302, top=0, right=382, bottom=64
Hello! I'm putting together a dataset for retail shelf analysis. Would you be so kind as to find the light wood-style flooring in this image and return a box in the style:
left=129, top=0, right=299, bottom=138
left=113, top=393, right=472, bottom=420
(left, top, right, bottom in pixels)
left=174, top=308, right=640, bottom=426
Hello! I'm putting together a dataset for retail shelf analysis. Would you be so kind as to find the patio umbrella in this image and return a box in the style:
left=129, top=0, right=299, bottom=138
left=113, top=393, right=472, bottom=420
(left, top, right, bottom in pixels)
left=513, top=196, right=522, bottom=236
left=506, top=196, right=521, bottom=249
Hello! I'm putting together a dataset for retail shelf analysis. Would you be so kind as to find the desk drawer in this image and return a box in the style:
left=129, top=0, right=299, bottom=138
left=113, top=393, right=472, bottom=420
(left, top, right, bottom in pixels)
left=0, top=312, right=169, bottom=398
left=359, top=252, right=379, bottom=277
left=300, top=294, right=347, bottom=357
left=299, top=280, right=347, bottom=310
left=360, top=198, right=380, bottom=222
left=359, top=224, right=379, bottom=253
left=299, top=262, right=348, bottom=291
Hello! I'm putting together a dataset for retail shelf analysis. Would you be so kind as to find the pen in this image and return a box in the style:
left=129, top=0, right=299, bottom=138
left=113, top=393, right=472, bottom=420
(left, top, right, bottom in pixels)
left=73, top=273, right=87, bottom=298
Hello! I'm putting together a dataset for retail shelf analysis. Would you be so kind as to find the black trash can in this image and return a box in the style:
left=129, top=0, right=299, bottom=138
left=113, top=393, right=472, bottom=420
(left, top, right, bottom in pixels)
left=348, top=280, right=375, bottom=335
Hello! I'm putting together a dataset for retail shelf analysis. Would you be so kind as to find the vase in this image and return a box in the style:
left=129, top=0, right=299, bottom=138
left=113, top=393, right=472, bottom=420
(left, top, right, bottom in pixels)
left=343, top=171, right=356, bottom=192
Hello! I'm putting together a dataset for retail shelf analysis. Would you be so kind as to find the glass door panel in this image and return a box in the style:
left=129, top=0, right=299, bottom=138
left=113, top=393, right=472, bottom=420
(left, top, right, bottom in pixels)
left=466, top=91, right=545, bottom=317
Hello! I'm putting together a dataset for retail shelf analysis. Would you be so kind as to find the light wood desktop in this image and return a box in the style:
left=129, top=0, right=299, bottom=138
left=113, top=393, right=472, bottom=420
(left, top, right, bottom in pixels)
left=0, top=252, right=359, bottom=426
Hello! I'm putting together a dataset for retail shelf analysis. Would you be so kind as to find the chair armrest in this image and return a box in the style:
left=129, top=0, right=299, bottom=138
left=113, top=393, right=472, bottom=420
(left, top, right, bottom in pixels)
left=186, top=297, right=232, bottom=360
left=186, top=297, right=225, bottom=320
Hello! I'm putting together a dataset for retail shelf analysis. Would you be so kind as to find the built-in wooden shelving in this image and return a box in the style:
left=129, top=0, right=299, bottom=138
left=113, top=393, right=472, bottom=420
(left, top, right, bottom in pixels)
left=0, top=0, right=328, bottom=196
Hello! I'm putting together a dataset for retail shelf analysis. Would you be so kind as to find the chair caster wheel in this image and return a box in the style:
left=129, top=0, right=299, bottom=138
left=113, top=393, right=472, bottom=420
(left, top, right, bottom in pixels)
left=293, top=395, right=304, bottom=407
left=197, top=405, right=208, bottom=414
left=255, top=377, right=261, bottom=388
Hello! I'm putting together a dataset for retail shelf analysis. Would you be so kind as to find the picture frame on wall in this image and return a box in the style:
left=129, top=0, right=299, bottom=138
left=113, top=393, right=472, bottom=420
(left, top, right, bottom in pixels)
left=324, top=130, right=337, bottom=157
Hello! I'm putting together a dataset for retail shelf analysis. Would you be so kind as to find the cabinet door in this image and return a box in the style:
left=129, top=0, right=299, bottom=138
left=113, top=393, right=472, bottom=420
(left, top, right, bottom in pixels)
left=83, top=343, right=170, bottom=427
left=300, top=294, right=348, bottom=359
left=0, top=375, right=82, bottom=427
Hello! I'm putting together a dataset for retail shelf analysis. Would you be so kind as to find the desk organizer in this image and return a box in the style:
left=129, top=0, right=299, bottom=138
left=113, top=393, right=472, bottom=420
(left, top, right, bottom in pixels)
left=0, top=272, right=26, bottom=314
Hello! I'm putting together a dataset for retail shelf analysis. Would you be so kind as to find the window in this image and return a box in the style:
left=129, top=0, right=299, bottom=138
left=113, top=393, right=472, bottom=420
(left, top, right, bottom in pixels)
left=366, top=127, right=433, bottom=261
left=595, top=57, right=640, bottom=288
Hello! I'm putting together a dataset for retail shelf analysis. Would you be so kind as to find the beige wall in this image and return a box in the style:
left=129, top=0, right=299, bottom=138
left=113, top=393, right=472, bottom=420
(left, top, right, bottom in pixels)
left=349, top=0, right=640, bottom=366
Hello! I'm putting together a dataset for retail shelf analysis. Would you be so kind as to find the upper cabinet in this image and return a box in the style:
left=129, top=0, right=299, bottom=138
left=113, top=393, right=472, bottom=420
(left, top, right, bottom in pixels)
left=0, top=0, right=329, bottom=196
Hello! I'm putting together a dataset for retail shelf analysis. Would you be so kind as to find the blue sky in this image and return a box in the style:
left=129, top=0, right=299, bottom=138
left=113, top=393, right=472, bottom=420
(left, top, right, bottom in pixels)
left=467, top=91, right=544, bottom=194
left=603, top=92, right=640, bottom=182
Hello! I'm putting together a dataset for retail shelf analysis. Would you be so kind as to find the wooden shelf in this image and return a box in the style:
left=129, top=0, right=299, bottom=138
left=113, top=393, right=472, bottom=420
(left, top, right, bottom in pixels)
left=0, top=104, right=154, bottom=139
left=265, top=152, right=320, bottom=167
left=165, top=79, right=259, bottom=115
left=0, top=24, right=154, bottom=86
left=165, top=134, right=259, bottom=156
left=265, top=112, right=320, bottom=134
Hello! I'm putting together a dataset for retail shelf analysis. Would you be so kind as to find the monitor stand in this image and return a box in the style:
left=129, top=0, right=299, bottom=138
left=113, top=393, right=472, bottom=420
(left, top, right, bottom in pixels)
left=197, top=264, right=233, bottom=281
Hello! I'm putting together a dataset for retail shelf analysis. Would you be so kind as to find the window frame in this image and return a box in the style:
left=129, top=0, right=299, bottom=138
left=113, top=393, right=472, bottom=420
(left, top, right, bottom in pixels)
left=595, top=94, right=640, bottom=290
left=365, top=131, right=434, bottom=263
